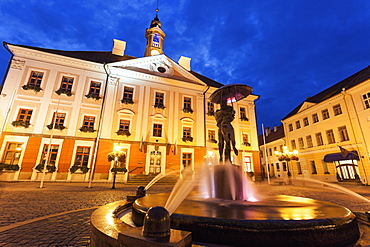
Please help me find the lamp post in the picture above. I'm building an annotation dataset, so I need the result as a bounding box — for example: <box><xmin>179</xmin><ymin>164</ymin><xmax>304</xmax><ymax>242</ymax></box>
<box><xmin>274</xmin><ymin>146</ymin><xmax>299</xmax><ymax>184</ymax></box>
<box><xmin>107</xmin><ymin>146</ymin><xmax>126</xmax><ymax>189</ymax></box>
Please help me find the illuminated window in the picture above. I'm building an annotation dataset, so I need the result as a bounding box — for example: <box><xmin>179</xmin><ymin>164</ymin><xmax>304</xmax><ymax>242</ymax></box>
<box><xmin>28</xmin><ymin>71</ymin><xmax>43</xmax><ymax>87</ymax></box>
<box><xmin>88</xmin><ymin>81</ymin><xmax>101</xmax><ymax>96</ymax></box>
<box><xmin>83</xmin><ymin>116</ymin><xmax>95</xmax><ymax>128</ymax></box>
<box><xmin>322</xmin><ymin>109</ymin><xmax>330</xmax><ymax>120</ymax></box>
<box><xmin>74</xmin><ymin>146</ymin><xmax>90</xmax><ymax>167</ymax></box>
<box><xmin>17</xmin><ymin>108</ymin><xmax>33</xmax><ymax>123</ymax></box>
<box><xmin>363</xmin><ymin>92</ymin><xmax>370</xmax><ymax>109</ymax></box>
<box><xmin>306</xmin><ymin>135</ymin><xmax>313</xmax><ymax>148</ymax></box>
<box><xmin>182</xmin><ymin>153</ymin><xmax>192</xmax><ymax>168</ymax></box>
<box><xmin>312</xmin><ymin>113</ymin><xmax>319</xmax><ymax>123</ymax></box>
<box><xmin>153</xmin><ymin>123</ymin><xmax>162</xmax><ymax>137</ymax></box>
<box><xmin>338</xmin><ymin>126</ymin><xmax>349</xmax><ymax>142</ymax></box>
<box><xmin>2</xmin><ymin>142</ymin><xmax>22</xmax><ymax>165</ymax></box>
<box><xmin>119</xmin><ymin>120</ymin><xmax>130</xmax><ymax>131</ymax></box>
<box><xmin>333</xmin><ymin>104</ymin><xmax>342</xmax><ymax>116</ymax></box>
<box><xmin>60</xmin><ymin>76</ymin><xmax>74</xmax><ymax>92</ymax></box>
<box><xmin>315</xmin><ymin>132</ymin><xmax>324</xmax><ymax>146</ymax></box>
<box><xmin>41</xmin><ymin>144</ymin><xmax>59</xmax><ymax>165</ymax></box>
<box><xmin>303</xmin><ymin>117</ymin><xmax>309</xmax><ymax>126</ymax></box>
<box><xmin>244</xmin><ymin>156</ymin><xmax>252</xmax><ymax>171</ymax></box>
<box><xmin>123</xmin><ymin>87</ymin><xmax>134</xmax><ymax>101</ymax></box>
<box><xmin>326</xmin><ymin>129</ymin><xmax>335</xmax><ymax>144</ymax></box>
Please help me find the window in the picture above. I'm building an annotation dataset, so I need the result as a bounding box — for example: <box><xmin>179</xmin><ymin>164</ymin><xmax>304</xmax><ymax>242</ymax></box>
<box><xmin>183</xmin><ymin>127</ymin><xmax>191</xmax><ymax>138</ymax></box>
<box><xmin>312</xmin><ymin>113</ymin><xmax>319</xmax><ymax>123</ymax></box>
<box><xmin>276</xmin><ymin>163</ymin><xmax>280</xmax><ymax>171</ymax></box>
<box><xmin>153</xmin><ymin>33</ymin><xmax>160</xmax><ymax>48</ymax></box>
<box><xmin>303</xmin><ymin>117</ymin><xmax>309</xmax><ymax>126</ymax></box>
<box><xmin>153</xmin><ymin>123</ymin><xmax>162</xmax><ymax>137</ymax></box>
<box><xmin>306</xmin><ymin>135</ymin><xmax>313</xmax><ymax>148</ymax></box>
<box><xmin>288</xmin><ymin>124</ymin><xmax>293</xmax><ymax>132</ymax></box>
<box><xmin>298</xmin><ymin>137</ymin><xmax>304</xmax><ymax>149</ymax></box>
<box><xmin>269</xmin><ymin>148</ymin><xmax>272</xmax><ymax>156</ymax></box>
<box><xmin>74</xmin><ymin>147</ymin><xmax>90</xmax><ymax>167</ymax></box>
<box><xmin>88</xmin><ymin>81</ymin><xmax>101</xmax><ymax>96</ymax></box>
<box><xmin>295</xmin><ymin>121</ymin><xmax>301</xmax><ymax>129</ymax></box>
<box><xmin>322</xmin><ymin>161</ymin><xmax>330</xmax><ymax>174</ymax></box>
<box><xmin>17</xmin><ymin>108</ymin><xmax>33</xmax><ymax>123</ymax></box>
<box><xmin>2</xmin><ymin>142</ymin><xmax>22</xmax><ymax>165</ymax></box>
<box><xmin>119</xmin><ymin>120</ymin><xmax>130</xmax><ymax>131</ymax></box>
<box><xmin>296</xmin><ymin>162</ymin><xmax>302</xmax><ymax>175</ymax></box>
<box><xmin>240</xmin><ymin>107</ymin><xmax>248</xmax><ymax>121</ymax></box>
<box><xmin>291</xmin><ymin>140</ymin><xmax>297</xmax><ymax>150</ymax></box>
<box><xmin>52</xmin><ymin>112</ymin><xmax>66</xmax><ymax>126</ymax></box>
<box><xmin>60</xmin><ymin>76</ymin><xmax>74</xmax><ymax>92</ymax></box>
<box><xmin>207</xmin><ymin>102</ymin><xmax>214</xmax><ymax>115</ymax></box>
<box><xmin>338</xmin><ymin>126</ymin><xmax>349</xmax><ymax>142</ymax></box>
<box><xmin>310</xmin><ymin>161</ymin><xmax>317</xmax><ymax>174</ymax></box>
<box><xmin>244</xmin><ymin>156</ymin><xmax>252</xmax><ymax>172</ymax></box>
<box><xmin>242</xmin><ymin>134</ymin><xmax>249</xmax><ymax>145</ymax></box>
<box><xmin>333</xmin><ymin>104</ymin><xmax>342</xmax><ymax>116</ymax></box>
<box><xmin>182</xmin><ymin>153</ymin><xmax>192</xmax><ymax>168</ymax></box>
<box><xmin>315</xmin><ymin>132</ymin><xmax>324</xmax><ymax>146</ymax></box>
<box><xmin>208</xmin><ymin>130</ymin><xmax>216</xmax><ymax>141</ymax></box>
<box><xmin>362</xmin><ymin>92</ymin><xmax>370</xmax><ymax>109</ymax></box>
<box><xmin>155</xmin><ymin>92</ymin><xmax>164</xmax><ymax>107</ymax></box>
<box><xmin>326</xmin><ymin>129</ymin><xmax>335</xmax><ymax>144</ymax></box>
<box><xmin>28</xmin><ymin>71</ymin><xmax>43</xmax><ymax>87</ymax></box>
<box><xmin>83</xmin><ymin>116</ymin><xmax>95</xmax><ymax>128</ymax></box>
<box><xmin>41</xmin><ymin>144</ymin><xmax>59</xmax><ymax>165</ymax></box>
<box><xmin>322</xmin><ymin>109</ymin><xmax>330</xmax><ymax>120</ymax></box>
<box><xmin>183</xmin><ymin>97</ymin><xmax>192</xmax><ymax>111</ymax></box>
<box><xmin>123</xmin><ymin>87</ymin><xmax>134</xmax><ymax>102</ymax></box>
<box><xmin>283</xmin><ymin>162</ymin><xmax>287</xmax><ymax>171</ymax></box>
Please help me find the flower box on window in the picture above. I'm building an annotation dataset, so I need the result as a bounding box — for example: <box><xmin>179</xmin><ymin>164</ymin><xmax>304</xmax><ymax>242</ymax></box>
<box><xmin>79</xmin><ymin>126</ymin><xmax>96</xmax><ymax>133</ymax></box>
<box><xmin>240</xmin><ymin>117</ymin><xmax>249</xmax><ymax>121</ymax></box>
<box><xmin>208</xmin><ymin>139</ymin><xmax>217</xmax><ymax>144</ymax></box>
<box><xmin>11</xmin><ymin>120</ymin><xmax>30</xmax><ymax>128</ymax></box>
<box><xmin>22</xmin><ymin>85</ymin><xmax>42</xmax><ymax>92</ymax></box>
<box><xmin>69</xmin><ymin>164</ymin><xmax>90</xmax><ymax>174</ymax></box>
<box><xmin>183</xmin><ymin>108</ymin><xmax>194</xmax><ymax>113</ymax></box>
<box><xmin>116</xmin><ymin>130</ymin><xmax>131</xmax><ymax>136</ymax></box>
<box><xmin>35</xmin><ymin>163</ymin><xmax>56</xmax><ymax>173</ymax></box>
<box><xmin>154</xmin><ymin>103</ymin><xmax>166</xmax><ymax>109</ymax></box>
<box><xmin>121</xmin><ymin>99</ymin><xmax>134</xmax><ymax>104</ymax></box>
<box><xmin>55</xmin><ymin>89</ymin><xmax>72</xmax><ymax>96</ymax></box>
<box><xmin>85</xmin><ymin>94</ymin><xmax>101</xmax><ymax>100</ymax></box>
<box><xmin>110</xmin><ymin>167</ymin><xmax>128</xmax><ymax>173</ymax></box>
<box><xmin>46</xmin><ymin>124</ymin><xmax>66</xmax><ymax>131</ymax></box>
<box><xmin>206</xmin><ymin>112</ymin><xmax>214</xmax><ymax>116</ymax></box>
<box><xmin>242</xmin><ymin>142</ymin><xmax>251</xmax><ymax>146</ymax></box>
<box><xmin>0</xmin><ymin>163</ymin><xmax>20</xmax><ymax>171</ymax></box>
<box><xmin>182</xmin><ymin>136</ymin><xmax>194</xmax><ymax>142</ymax></box>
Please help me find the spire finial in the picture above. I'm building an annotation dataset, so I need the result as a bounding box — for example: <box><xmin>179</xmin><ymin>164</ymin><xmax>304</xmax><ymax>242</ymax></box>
<box><xmin>155</xmin><ymin>0</ymin><xmax>159</xmax><ymax>18</ymax></box>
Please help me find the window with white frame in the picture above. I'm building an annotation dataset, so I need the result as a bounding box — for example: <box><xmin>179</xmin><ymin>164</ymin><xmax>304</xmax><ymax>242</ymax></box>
<box><xmin>88</xmin><ymin>81</ymin><xmax>101</xmax><ymax>97</ymax></box>
<box><xmin>182</xmin><ymin>153</ymin><xmax>192</xmax><ymax>168</ymax></box>
<box><xmin>154</xmin><ymin>92</ymin><xmax>165</xmax><ymax>108</ymax></box>
<box><xmin>60</xmin><ymin>76</ymin><xmax>74</xmax><ymax>92</ymax></box>
<box><xmin>2</xmin><ymin>142</ymin><xmax>23</xmax><ymax>165</ymax></box>
<box><xmin>27</xmin><ymin>71</ymin><xmax>43</xmax><ymax>88</ymax></box>
<box><xmin>74</xmin><ymin>146</ymin><xmax>91</xmax><ymax>167</ymax></box>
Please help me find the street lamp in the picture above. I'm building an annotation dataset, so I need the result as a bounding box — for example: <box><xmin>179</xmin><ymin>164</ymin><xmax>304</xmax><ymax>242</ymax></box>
<box><xmin>274</xmin><ymin>146</ymin><xmax>299</xmax><ymax>183</ymax></box>
<box><xmin>107</xmin><ymin>146</ymin><xmax>126</xmax><ymax>189</ymax></box>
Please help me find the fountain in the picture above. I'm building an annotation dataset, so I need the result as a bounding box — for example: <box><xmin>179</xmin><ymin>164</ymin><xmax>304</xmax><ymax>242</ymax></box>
<box><xmin>90</xmin><ymin>84</ymin><xmax>370</xmax><ymax>246</ymax></box>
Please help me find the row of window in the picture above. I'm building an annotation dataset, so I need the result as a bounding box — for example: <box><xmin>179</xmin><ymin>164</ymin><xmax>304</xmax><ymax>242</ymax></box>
<box><xmin>291</xmin><ymin>126</ymin><xmax>349</xmax><ymax>150</ymax></box>
<box><xmin>288</xmin><ymin>104</ymin><xmax>343</xmax><ymax>131</ymax></box>
<box><xmin>207</xmin><ymin>102</ymin><xmax>249</xmax><ymax>121</ymax></box>
<box><xmin>268</xmin><ymin>160</ymin><xmax>329</xmax><ymax>175</ymax></box>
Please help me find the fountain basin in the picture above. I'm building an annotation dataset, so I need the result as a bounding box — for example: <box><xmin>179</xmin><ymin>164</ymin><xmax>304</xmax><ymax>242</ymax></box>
<box><xmin>132</xmin><ymin>192</ymin><xmax>360</xmax><ymax>247</ymax></box>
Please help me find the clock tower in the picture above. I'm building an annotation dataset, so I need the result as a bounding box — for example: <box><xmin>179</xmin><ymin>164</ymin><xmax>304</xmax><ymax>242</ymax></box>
<box><xmin>144</xmin><ymin>9</ymin><xmax>166</xmax><ymax>57</ymax></box>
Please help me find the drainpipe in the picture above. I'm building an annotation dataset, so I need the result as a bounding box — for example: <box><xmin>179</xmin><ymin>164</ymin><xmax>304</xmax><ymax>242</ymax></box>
<box><xmin>88</xmin><ymin>63</ymin><xmax>111</xmax><ymax>188</ymax></box>
<box><xmin>202</xmin><ymin>86</ymin><xmax>210</xmax><ymax>148</ymax></box>
<box><xmin>341</xmin><ymin>88</ymin><xmax>369</xmax><ymax>185</ymax></box>
<box><xmin>1</xmin><ymin>42</ymin><xmax>14</xmax><ymax>87</ymax></box>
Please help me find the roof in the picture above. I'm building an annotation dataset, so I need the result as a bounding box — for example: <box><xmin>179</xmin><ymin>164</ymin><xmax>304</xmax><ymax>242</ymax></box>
<box><xmin>3</xmin><ymin>41</ymin><xmax>136</xmax><ymax>64</ymax></box>
<box><xmin>3</xmin><ymin>42</ymin><xmax>225</xmax><ymax>88</ymax></box>
<box><xmin>258</xmin><ymin>124</ymin><xmax>285</xmax><ymax>145</ymax></box>
<box><xmin>282</xmin><ymin>65</ymin><xmax>370</xmax><ymax>120</ymax></box>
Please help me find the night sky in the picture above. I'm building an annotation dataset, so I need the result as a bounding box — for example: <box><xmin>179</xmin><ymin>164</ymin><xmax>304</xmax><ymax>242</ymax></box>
<box><xmin>1</xmin><ymin>0</ymin><xmax>369</xmax><ymax>132</ymax></box>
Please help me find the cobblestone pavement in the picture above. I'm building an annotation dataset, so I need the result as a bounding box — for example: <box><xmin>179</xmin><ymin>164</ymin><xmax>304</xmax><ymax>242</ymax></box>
<box><xmin>0</xmin><ymin>180</ymin><xmax>370</xmax><ymax>246</ymax></box>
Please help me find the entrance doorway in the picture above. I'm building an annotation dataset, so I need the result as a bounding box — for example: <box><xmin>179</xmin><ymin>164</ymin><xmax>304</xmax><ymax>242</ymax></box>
<box><xmin>149</xmin><ymin>150</ymin><xmax>161</xmax><ymax>174</ymax></box>
<box><xmin>335</xmin><ymin>161</ymin><xmax>360</xmax><ymax>182</ymax></box>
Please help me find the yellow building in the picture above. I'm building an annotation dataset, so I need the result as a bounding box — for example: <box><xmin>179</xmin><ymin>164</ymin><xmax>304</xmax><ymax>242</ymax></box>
<box><xmin>0</xmin><ymin>14</ymin><xmax>260</xmax><ymax>182</ymax></box>
<box><xmin>262</xmin><ymin>66</ymin><xmax>370</xmax><ymax>184</ymax></box>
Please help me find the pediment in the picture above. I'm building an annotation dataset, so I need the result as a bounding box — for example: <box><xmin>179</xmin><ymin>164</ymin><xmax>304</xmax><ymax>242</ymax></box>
<box><xmin>107</xmin><ymin>55</ymin><xmax>206</xmax><ymax>86</ymax></box>
<box><xmin>297</xmin><ymin>101</ymin><xmax>317</xmax><ymax>113</ymax></box>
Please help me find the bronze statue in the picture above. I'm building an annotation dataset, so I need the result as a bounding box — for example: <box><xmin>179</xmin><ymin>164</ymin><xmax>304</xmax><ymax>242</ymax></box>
<box><xmin>215</xmin><ymin>100</ymin><xmax>238</xmax><ymax>162</ymax></box>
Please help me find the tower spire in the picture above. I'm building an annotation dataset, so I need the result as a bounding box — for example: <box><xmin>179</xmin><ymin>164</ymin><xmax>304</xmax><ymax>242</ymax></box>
<box><xmin>144</xmin><ymin>0</ymin><xmax>166</xmax><ymax>56</ymax></box>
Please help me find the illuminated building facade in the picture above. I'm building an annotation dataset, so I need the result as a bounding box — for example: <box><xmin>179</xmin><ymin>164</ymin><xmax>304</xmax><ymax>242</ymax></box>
<box><xmin>0</xmin><ymin>15</ymin><xmax>260</xmax><ymax>182</ymax></box>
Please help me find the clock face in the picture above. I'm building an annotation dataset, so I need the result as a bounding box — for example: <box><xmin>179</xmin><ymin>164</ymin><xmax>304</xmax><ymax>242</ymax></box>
<box><xmin>151</xmin><ymin>50</ymin><xmax>160</xmax><ymax>56</ymax></box>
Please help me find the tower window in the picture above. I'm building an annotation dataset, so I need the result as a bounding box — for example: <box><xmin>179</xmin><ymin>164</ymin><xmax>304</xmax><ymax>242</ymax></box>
<box><xmin>152</xmin><ymin>33</ymin><xmax>160</xmax><ymax>48</ymax></box>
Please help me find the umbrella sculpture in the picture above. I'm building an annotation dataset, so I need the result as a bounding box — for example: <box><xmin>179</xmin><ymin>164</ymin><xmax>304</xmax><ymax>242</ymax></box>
<box><xmin>209</xmin><ymin>84</ymin><xmax>253</xmax><ymax>162</ymax></box>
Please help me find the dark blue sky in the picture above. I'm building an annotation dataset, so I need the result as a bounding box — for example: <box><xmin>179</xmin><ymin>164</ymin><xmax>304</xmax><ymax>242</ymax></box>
<box><xmin>1</xmin><ymin>0</ymin><xmax>369</xmax><ymax>130</ymax></box>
